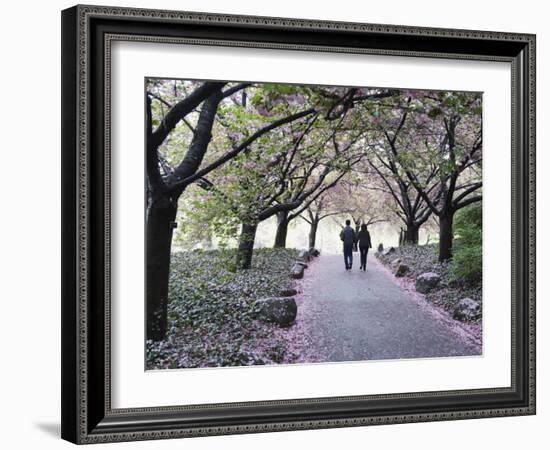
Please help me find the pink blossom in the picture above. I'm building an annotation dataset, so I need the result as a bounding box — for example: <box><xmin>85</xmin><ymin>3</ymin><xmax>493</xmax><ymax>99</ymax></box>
<box><xmin>370</xmin><ymin>116</ymin><xmax>382</xmax><ymax>125</ymax></box>
<box><xmin>294</xmin><ymin>94</ymin><xmax>305</xmax><ymax>105</ymax></box>
<box><xmin>404</xmin><ymin>89</ymin><xmax>430</xmax><ymax>99</ymax></box>
<box><xmin>256</xmin><ymin>107</ymin><xmax>270</xmax><ymax>117</ymax></box>
<box><xmin>227</xmin><ymin>131</ymin><xmax>240</xmax><ymax>141</ymax></box>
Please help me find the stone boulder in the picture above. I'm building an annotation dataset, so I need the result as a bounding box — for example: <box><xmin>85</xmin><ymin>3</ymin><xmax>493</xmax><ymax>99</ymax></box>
<box><xmin>394</xmin><ymin>263</ymin><xmax>410</xmax><ymax>278</ymax></box>
<box><xmin>415</xmin><ymin>272</ymin><xmax>441</xmax><ymax>293</ymax></box>
<box><xmin>291</xmin><ymin>263</ymin><xmax>305</xmax><ymax>279</ymax></box>
<box><xmin>377</xmin><ymin>243</ymin><xmax>384</xmax><ymax>253</ymax></box>
<box><xmin>381</xmin><ymin>247</ymin><xmax>396</xmax><ymax>257</ymax></box>
<box><xmin>295</xmin><ymin>260</ymin><xmax>308</xmax><ymax>269</ymax></box>
<box><xmin>391</xmin><ymin>258</ymin><xmax>402</xmax><ymax>268</ymax></box>
<box><xmin>278</xmin><ymin>287</ymin><xmax>298</xmax><ymax>297</ymax></box>
<box><xmin>453</xmin><ymin>298</ymin><xmax>481</xmax><ymax>321</ymax></box>
<box><xmin>297</xmin><ymin>249</ymin><xmax>311</xmax><ymax>262</ymax></box>
<box><xmin>254</xmin><ymin>297</ymin><xmax>297</xmax><ymax>327</ymax></box>
<box><xmin>309</xmin><ymin>248</ymin><xmax>320</xmax><ymax>257</ymax></box>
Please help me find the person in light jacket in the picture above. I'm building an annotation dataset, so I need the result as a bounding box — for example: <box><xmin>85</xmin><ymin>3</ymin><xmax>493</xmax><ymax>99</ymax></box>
<box><xmin>356</xmin><ymin>223</ymin><xmax>372</xmax><ymax>271</ymax></box>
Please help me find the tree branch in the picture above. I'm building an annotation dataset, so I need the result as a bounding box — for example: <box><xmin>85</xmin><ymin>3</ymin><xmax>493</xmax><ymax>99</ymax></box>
<box><xmin>453</xmin><ymin>182</ymin><xmax>482</xmax><ymax>209</ymax></box>
<box><xmin>150</xmin><ymin>82</ymin><xmax>225</xmax><ymax>149</ymax></box>
<box><xmin>194</xmin><ymin>177</ymin><xmax>240</xmax><ymax>215</ymax></box>
<box><xmin>221</xmin><ymin>83</ymin><xmax>252</xmax><ymax>99</ymax></box>
<box><xmin>146</xmin><ymin>95</ymin><xmax>165</xmax><ymax>193</ymax></box>
<box><xmin>454</xmin><ymin>194</ymin><xmax>482</xmax><ymax>210</ymax></box>
<box><xmin>168</xmin><ymin>108</ymin><xmax>316</xmax><ymax>193</ymax></box>
<box><xmin>148</xmin><ymin>92</ymin><xmax>172</xmax><ymax>109</ymax></box>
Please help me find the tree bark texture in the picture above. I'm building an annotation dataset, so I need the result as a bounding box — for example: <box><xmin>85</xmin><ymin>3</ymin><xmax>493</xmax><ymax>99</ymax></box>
<box><xmin>236</xmin><ymin>222</ymin><xmax>258</xmax><ymax>270</ymax></box>
<box><xmin>308</xmin><ymin>220</ymin><xmax>319</xmax><ymax>249</ymax></box>
<box><xmin>146</xmin><ymin>197</ymin><xmax>177</xmax><ymax>341</ymax></box>
<box><xmin>438</xmin><ymin>212</ymin><xmax>454</xmax><ymax>262</ymax></box>
<box><xmin>273</xmin><ymin>211</ymin><xmax>289</xmax><ymax>248</ymax></box>
<box><xmin>403</xmin><ymin>223</ymin><xmax>420</xmax><ymax>245</ymax></box>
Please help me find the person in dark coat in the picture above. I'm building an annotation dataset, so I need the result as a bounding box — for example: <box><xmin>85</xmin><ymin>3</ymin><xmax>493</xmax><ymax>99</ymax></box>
<box><xmin>340</xmin><ymin>219</ymin><xmax>356</xmax><ymax>271</ymax></box>
<box><xmin>356</xmin><ymin>223</ymin><xmax>372</xmax><ymax>271</ymax></box>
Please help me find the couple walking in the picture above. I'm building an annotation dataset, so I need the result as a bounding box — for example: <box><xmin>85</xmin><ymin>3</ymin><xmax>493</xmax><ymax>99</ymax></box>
<box><xmin>340</xmin><ymin>220</ymin><xmax>372</xmax><ymax>271</ymax></box>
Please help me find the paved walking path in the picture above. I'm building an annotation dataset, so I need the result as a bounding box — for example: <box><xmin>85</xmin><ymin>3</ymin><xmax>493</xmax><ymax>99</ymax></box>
<box><xmin>290</xmin><ymin>254</ymin><xmax>480</xmax><ymax>362</ymax></box>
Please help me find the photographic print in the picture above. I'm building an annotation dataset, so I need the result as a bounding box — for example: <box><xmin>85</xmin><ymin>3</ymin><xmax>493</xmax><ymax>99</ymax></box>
<box><xmin>61</xmin><ymin>6</ymin><xmax>536</xmax><ymax>442</ymax></box>
<box><xmin>145</xmin><ymin>79</ymin><xmax>483</xmax><ymax>370</ymax></box>
<box><xmin>61</xmin><ymin>6</ymin><xmax>535</xmax><ymax>442</ymax></box>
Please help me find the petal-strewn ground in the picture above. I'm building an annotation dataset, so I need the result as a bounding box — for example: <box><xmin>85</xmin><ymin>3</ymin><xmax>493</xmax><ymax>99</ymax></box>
<box><xmin>281</xmin><ymin>253</ymin><xmax>481</xmax><ymax>364</ymax></box>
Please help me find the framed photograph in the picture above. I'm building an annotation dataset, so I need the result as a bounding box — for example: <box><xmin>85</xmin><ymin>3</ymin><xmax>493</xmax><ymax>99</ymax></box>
<box><xmin>61</xmin><ymin>4</ymin><xmax>536</xmax><ymax>444</ymax></box>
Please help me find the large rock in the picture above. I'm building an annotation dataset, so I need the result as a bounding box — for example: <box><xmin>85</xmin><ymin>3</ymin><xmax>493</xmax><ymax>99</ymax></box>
<box><xmin>453</xmin><ymin>298</ymin><xmax>481</xmax><ymax>321</ymax></box>
<box><xmin>381</xmin><ymin>247</ymin><xmax>396</xmax><ymax>257</ymax></box>
<box><xmin>309</xmin><ymin>248</ymin><xmax>320</xmax><ymax>257</ymax></box>
<box><xmin>415</xmin><ymin>272</ymin><xmax>441</xmax><ymax>293</ymax></box>
<box><xmin>291</xmin><ymin>263</ymin><xmax>305</xmax><ymax>279</ymax></box>
<box><xmin>297</xmin><ymin>249</ymin><xmax>311</xmax><ymax>262</ymax></box>
<box><xmin>391</xmin><ymin>258</ymin><xmax>402</xmax><ymax>268</ymax></box>
<box><xmin>377</xmin><ymin>243</ymin><xmax>384</xmax><ymax>253</ymax></box>
<box><xmin>278</xmin><ymin>286</ymin><xmax>298</xmax><ymax>297</ymax></box>
<box><xmin>295</xmin><ymin>260</ymin><xmax>308</xmax><ymax>269</ymax></box>
<box><xmin>255</xmin><ymin>297</ymin><xmax>297</xmax><ymax>327</ymax></box>
<box><xmin>395</xmin><ymin>263</ymin><xmax>410</xmax><ymax>278</ymax></box>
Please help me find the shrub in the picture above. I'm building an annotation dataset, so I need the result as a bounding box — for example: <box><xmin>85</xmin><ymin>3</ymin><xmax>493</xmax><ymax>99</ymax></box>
<box><xmin>448</xmin><ymin>202</ymin><xmax>482</xmax><ymax>283</ymax></box>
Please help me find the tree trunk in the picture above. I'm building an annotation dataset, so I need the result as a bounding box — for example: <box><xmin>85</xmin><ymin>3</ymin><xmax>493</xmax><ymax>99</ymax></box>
<box><xmin>236</xmin><ymin>222</ymin><xmax>258</xmax><ymax>270</ymax></box>
<box><xmin>273</xmin><ymin>211</ymin><xmax>289</xmax><ymax>248</ymax></box>
<box><xmin>203</xmin><ymin>230</ymin><xmax>213</xmax><ymax>250</ymax></box>
<box><xmin>146</xmin><ymin>197</ymin><xmax>177</xmax><ymax>341</ymax></box>
<box><xmin>438</xmin><ymin>211</ymin><xmax>454</xmax><ymax>262</ymax></box>
<box><xmin>308</xmin><ymin>220</ymin><xmax>319</xmax><ymax>249</ymax></box>
<box><xmin>403</xmin><ymin>223</ymin><xmax>419</xmax><ymax>245</ymax></box>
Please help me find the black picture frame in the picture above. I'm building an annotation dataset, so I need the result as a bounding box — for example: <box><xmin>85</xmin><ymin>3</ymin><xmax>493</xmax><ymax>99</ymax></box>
<box><xmin>61</xmin><ymin>4</ymin><xmax>536</xmax><ymax>444</ymax></box>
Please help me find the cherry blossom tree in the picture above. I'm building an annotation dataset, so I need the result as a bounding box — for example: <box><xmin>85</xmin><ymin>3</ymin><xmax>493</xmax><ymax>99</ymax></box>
<box><xmin>146</xmin><ymin>81</ymin><xmax>315</xmax><ymax>340</ymax></box>
<box><xmin>145</xmin><ymin>80</ymin><xmax>480</xmax><ymax>343</ymax></box>
<box><xmin>358</xmin><ymin>96</ymin><xmax>435</xmax><ymax>244</ymax></box>
<box><xmin>390</xmin><ymin>91</ymin><xmax>483</xmax><ymax>260</ymax></box>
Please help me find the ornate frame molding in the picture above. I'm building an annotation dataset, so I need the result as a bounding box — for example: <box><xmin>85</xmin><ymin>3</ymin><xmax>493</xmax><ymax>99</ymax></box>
<box><xmin>61</xmin><ymin>4</ymin><xmax>536</xmax><ymax>444</ymax></box>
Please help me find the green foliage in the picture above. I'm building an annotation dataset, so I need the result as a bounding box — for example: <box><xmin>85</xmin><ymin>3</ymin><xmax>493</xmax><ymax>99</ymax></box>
<box><xmin>377</xmin><ymin>243</ymin><xmax>481</xmax><ymax>322</ymax></box>
<box><xmin>147</xmin><ymin>79</ymin><xmax>483</xmax><ymax>282</ymax></box>
<box><xmin>427</xmin><ymin>106</ymin><xmax>442</xmax><ymax>118</ymax></box>
<box><xmin>448</xmin><ymin>203</ymin><xmax>482</xmax><ymax>283</ymax></box>
<box><xmin>146</xmin><ymin>248</ymin><xmax>299</xmax><ymax>369</ymax></box>
<box><xmin>173</xmin><ymin>185</ymin><xmax>241</xmax><ymax>250</ymax></box>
